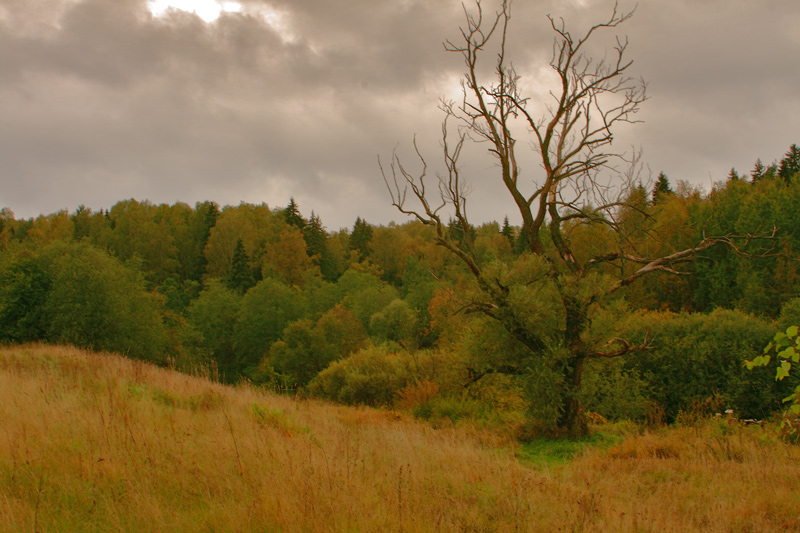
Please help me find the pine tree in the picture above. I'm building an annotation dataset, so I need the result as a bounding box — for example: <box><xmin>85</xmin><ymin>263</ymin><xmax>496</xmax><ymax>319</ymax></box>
<box><xmin>283</xmin><ymin>197</ymin><xmax>306</xmax><ymax>230</ymax></box>
<box><xmin>500</xmin><ymin>216</ymin><xmax>514</xmax><ymax>245</ymax></box>
<box><xmin>303</xmin><ymin>212</ymin><xmax>327</xmax><ymax>258</ymax></box>
<box><xmin>651</xmin><ymin>172</ymin><xmax>674</xmax><ymax>203</ymax></box>
<box><xmin>71</xmin><ymin>205</ymin><xmax>91</xmax><ymax>240</ymax></box>
<box><xmin>304</xmin><ymin>212</ymin><xmax>337</xmax><ymax>281</ymax></box>
<box><xmin>778</xmin><ymin>144</ymin><xmax>800</xmax><ymax>182</ymax></box>
<box><xmin>186</xmin><ymin>201</ymin><xmax>218</xmax><ymax>281</ymax></box>
<box><xmin>349</xmin><ymin>216</ymin><xmax>373</xmax><ymax>261</ymax></box>
<box><xmin>227</xmin><ymin>238</ymin><xmax>254</xmax><ymax>294</ymax></box>
<box><xmin>446</xmin><ymin>217</ymin><xmax>475</xmax><ymax>249</ymax></box>
<box><xmin>751</xmin><ymin>159</ymin><xmax>766</xmax><ymax>182</ymax></box>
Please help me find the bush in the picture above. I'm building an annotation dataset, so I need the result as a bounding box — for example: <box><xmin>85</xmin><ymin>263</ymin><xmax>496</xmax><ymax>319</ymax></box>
<box><xmin>746</xmin><ymin>325</ymin><xmax>800</xmax><ymax>440</ymax></box>
<box><xmin>621</xmin><ymin>308</ymin><xmax>784</xmax><ymax>421</ymax></box>
<box><xmin>307</xmin><ymin>344</ymin><xmax>408</xmax><ymax>406</ymax></box>
<box><xmin>578</xmin><ymin>357</ymin><xmax>650</xmax><ymax>421</ymax></box>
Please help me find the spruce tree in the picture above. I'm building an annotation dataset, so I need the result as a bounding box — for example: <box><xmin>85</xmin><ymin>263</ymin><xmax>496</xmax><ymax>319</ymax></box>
<box><xmin>227</xmin><ymin>239</ymin><xmax>254</xmax><ymax>294</ymax></box>
<box><xmin>651</xmin><ymin>172</ymin><xmax>674</xmax><ymax>203</ymax></box>
<box><xmin>751</xmin><ymin>159</ymin><xmax>766</xmax><ymax>182</ymax></box>
<box><xmin>349</xmin><ymin>217</ymin><xmax>373</xmax><ymax>261</ymax></box>
<box><xmin>303</xmin><ymin>212</ymin><xmax>327</xmax><ymax>258</ymax></box>
<box><xmin>283</xmin><ymin>197</ymin><xmax>306</xmax><ymax>230</ymax></box>
<box><xmin>778</xmin><ymin>144</ymin><xmax>800</xmax><ymax>182</ymax></box>
<box><xmin>501</xmin><ymin>216</ymin><xmax>514</xmax><ymax>245</ymax></box>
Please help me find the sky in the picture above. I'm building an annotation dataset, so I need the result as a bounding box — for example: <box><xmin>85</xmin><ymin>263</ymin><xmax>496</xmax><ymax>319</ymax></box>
<box><xmin>1</xmin><ymin>0</ymin><xmax>798</xmax><ymax>231</ymax></box>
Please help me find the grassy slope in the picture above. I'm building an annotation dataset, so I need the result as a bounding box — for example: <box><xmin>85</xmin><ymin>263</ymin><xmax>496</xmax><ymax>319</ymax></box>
<box><xmin>1</xmin><ymin>344</ymin><xmax>799</xmax><ymax>532</ymax></box>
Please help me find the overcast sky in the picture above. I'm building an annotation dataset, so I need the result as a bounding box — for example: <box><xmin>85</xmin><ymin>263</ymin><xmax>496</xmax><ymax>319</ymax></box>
<box><xmin>2</xmin><ymin>0</ymin><xmax>798</xmax><ymax>230</ymax></box>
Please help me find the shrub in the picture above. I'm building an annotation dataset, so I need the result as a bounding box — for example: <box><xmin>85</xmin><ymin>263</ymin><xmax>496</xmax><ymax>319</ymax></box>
<box><xmin>745</xmin><ymin>325</ymin><xmax>800</xmax><ymax>440</ymax></box>
<box><xmin>307</xmin><ymin>344</ymin><xmax>408</xmax><ymax>406</ymax></box>
<box><xmin>621</xmin><ymin>308</ymin><xmax>785</xmax><ymax>421</ymax></box>
<box><xmin>578</xmin><ymin>357</ymin><xmax>650</xmax><ymax>421</ymax></box>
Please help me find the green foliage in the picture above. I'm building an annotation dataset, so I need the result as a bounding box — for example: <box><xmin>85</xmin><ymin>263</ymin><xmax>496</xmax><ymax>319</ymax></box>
<box><xmin>0</xmin><ymin>251</ymin><xmax>51</xmax><ymax>342</ymax></box>
<box><xmin>227</xmin><ymin>238</ymin><xmax>255</xmax><ymax>294</ymax></box>
<box><xmin>2</xmin><ymin>161</ymin><xmax>800</xmax><ymax>435</ymax></box>
<box><xmin>338</xmin><ymin>273</ymin><xmax>399</xmax><ymax>335</ymax></box>
<box><xmin>751</xmin><ymin>159</ymin><xmax>767</xmax><ymax>182</ymax></box>
<box><xmin>268</xmin><ymin>306</ymin><xmax>368</xmax><ymax>388</ymax></box>
<box><xmin>349</xmin><ymin>216</ymin><xmax>373</xmax><ymax>261</ymax></box>
<box><xmin>778</xmin><ymin>298</ymin><xmax>800</xmax><ymax>330</ymax></box>
<box><xmin>184</xmin><ymin>200</ymin><xmax>219</xmax><ymax>281</ymax></box>
<box><xmin>622</xmin><ymin>309</ymin><xmax>783</xmax><ymax>421</ymax></box>
<box><xmin>745</xmin><ymin>325</ymin><xmax>800</xmax><ymax>439</ymax></box>
<box><xmin>778</xmin><ymin>144</ymin><xmax>800</xmax><ymax>182</ymax></box>
<box><xmin>308</xmin><ymin>344</ymin><xmax>408</xmax><ymax>406</ymax></box>
<box><xmin>186</xmin><ymin>279</ymin><xmax>241</xmax><ymax>379</ymax></box>
<box><xmin>203</xmin><ymin>203</ymin><xmax>282</xmax><ymax>281</ymax></box>
<box><xmin>0</xmin><ymin>241</ymin><xmax>168</xmax><ymax>362</ymax></box>
<box><xmin>314</xmin><ymin>304</ymin><xmax>369</xmax><ymax>360</ymax></box>
<box><xmin>157</xmin><ymin>277</ymin><xmax>200</xmax><ymax>314</ymax></box>
<box><xmin>686</xmin><ymin>170</ymin><xmax>800</xmax><ymax>316</ymax></box>
<box><xmin>283</xmin><ymin>197</ymin><xmax>306</xmax><ymax>230</ymax></box>
<box><xmin>268</xmin><ymin>320</ymin><xmax>318</xmax><ymax>387</ymax></box>
<box><xmin>369</xmin><ymin>299</ymin><xmax>418</xmax><ymax>347</ymax></box>
<box><xmin>234</xmin><ymin>278</ymin><xmax>305</xmax><ymax>372</ymax></box>
<box><xmin>500</xmin><ymin>216</ymin><xmax>514</xmax><ymax>245</ymax></box>
<box><xmin>301</xmin><ymin>276</ymin><xmax>339</xmax><ymax>320</ymax></box>
<box><xmin>651</xmin><ymin>172</ymin><xmax>674</xmax><ymax>203</ymax></box>
<box><xmin>578</xmin><ymin>358</ymin><xmax>650</xmax><ymax>421</ymax></box>
<box><xmin>521</xmin><ymin>351</ymin><xmax>569</xmax><ymax>434</ymax></box>
<box><xmin>482</xmin><ymin>254</ymin><xmax>563</xmax><ymax>339</ymax></box>
<box><xmin>412</xmin><ymin>395</ymin><xmax>491</xmax><ymax>424</ymax></box>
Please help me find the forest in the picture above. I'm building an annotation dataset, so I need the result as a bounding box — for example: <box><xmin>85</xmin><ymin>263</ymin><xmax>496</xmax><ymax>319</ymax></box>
<box><xmin>1</xmin><ymin>143</ymin><xmax>799</xmax><ymax>438</ymax></box>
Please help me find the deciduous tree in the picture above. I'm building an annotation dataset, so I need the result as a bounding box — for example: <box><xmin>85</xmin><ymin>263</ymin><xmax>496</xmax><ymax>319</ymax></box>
<box><xmin>382</xmin><ymin>1</ymin><xmax>767</xmax><ymax>435</ymax></box>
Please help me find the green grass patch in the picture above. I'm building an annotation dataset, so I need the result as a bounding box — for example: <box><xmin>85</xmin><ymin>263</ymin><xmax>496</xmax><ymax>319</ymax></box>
<box><xmin>517</xmin><ymin>430</ymin><xmax>622</xmax><ymax>467</ymax></box>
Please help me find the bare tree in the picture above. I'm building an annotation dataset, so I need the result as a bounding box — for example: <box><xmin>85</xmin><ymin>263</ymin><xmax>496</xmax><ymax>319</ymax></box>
<box><xmin>382</xmin><ymin>0</ymin><xmax>766</xmax><ymax>436</ymax></box>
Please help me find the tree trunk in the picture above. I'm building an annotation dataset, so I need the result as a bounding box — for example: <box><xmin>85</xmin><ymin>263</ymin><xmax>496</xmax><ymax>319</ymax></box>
<box><xmin>558</xmin><ymin>356</ymin><xmax>588</xmax><ymax>437</ymax></box>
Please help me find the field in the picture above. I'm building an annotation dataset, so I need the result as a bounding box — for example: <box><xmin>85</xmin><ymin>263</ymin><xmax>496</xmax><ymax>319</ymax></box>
<box><xmin>1</xmin><ymin>344</ymin><xmax>799</xmax><ymax>532</ymax></box>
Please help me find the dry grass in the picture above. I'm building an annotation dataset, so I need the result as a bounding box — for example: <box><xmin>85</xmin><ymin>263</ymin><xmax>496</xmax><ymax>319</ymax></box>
<box><xmin>1</xmin><ymin>344</ymin><xmax>798</xmax><ymax>532</ymax></box>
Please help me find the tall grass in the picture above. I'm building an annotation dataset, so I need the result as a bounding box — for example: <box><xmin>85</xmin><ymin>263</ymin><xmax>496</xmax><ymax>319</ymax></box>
<box><xmin>1</xmin><ymin>344</ymin><xmax>798</xmax><ymax>531</ymax></box>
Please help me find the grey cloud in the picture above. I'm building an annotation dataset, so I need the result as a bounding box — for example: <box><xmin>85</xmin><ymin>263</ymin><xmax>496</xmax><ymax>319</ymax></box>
<box><xmin>1</xmin><ymin>0</ymin><xmax>798</xmax><ymax>229</ymax></box>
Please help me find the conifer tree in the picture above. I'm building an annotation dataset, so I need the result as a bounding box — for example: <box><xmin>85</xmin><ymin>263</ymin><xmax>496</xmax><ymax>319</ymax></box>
<box><xmin>500</xmin><ymin>216</ymin><xmax>514</xmax><ymax>245</ymax></box>
<box><xmin>227</xmin><ymin>238</ymin><xmax>254</xmax><ymax>294</ymax></box>
<box><xmin>651</xmin><ymin>172</ymin><xmax>674</xmax><ymax>203</ymax></box>
<box><xmin>349</xmin><ymin>217</ymin><xmax>373</xmax><ymax>261</ymax></box>
<box><xmin>71</xmin><ymin>205</ymin><xmax>91</xmax><ymax>240</ymax></box>
<box><xmin>283</xmin><ymin>197</ymin><xmax>306</xmax><ymax>230</ymax></box>
<box><xmin>304</xmin><ymin>212</ymin><xmax>337</xmax><ymax>281</ymax></box>
<box><xmin>778</xmin><ymin>144</ymin><xmax>800</xmax><ymax>182</ymax></box>
<box><xmin>186</xmin><ymin>201</ymin><xmax>218</xmax><ymax>281</ymax></box>
<box><xmin>303</xmin><ymin>212</ymin><xmax>327</xmax><ymax>259</ymax></box>
<box><xmin>751</xmin><ymin>159</ymin><xmax>766</xmax><ymax>182</ymax></box>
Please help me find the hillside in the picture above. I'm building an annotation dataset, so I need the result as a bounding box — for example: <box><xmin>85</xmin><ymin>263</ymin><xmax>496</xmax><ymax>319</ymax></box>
<box><xmin>1</xmin><ymin>344</ymin><xmax>799</xmax><ymax>532</ymax></box>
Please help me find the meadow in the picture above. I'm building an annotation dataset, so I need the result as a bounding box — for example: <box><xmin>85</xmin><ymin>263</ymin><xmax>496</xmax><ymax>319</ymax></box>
<box><xmin>1</xmin><ymin>344</ymin><xmax>799</xmax><ymax>532</ymax></box>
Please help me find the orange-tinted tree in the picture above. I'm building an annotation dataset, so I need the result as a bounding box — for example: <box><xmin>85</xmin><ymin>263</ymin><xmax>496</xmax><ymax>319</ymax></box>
<box><xmin>383</xmin><ymin>1</ymin><xmax>766</xmax><ymax>435</ymax></box>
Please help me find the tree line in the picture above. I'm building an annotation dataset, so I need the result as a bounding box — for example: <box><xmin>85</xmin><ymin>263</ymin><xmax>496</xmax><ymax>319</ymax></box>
<box><xmin>2</xmin><ymin>0</ymin><xmax>799</xmax><ymax>436</ymax></box>
<box><xmin>0</xmin><ymin>143</ymin><xmax>798</xmax><ymax>434</ymax></box>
